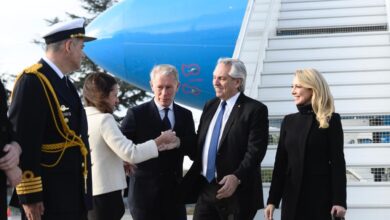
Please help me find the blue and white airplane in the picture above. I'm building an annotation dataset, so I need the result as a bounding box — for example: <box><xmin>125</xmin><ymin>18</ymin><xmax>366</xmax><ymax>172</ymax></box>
<box><xmin>84</xmin><ymin>0</ymin><xmax>247</xmax><ymax>109</ymax></box>
<box><xmin>85</xmin><ymin>1</ymin><xmax>390</xmax><ymax>219</ymax></box>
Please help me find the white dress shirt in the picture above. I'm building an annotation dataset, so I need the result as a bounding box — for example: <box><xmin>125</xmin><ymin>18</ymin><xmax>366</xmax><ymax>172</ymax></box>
<box><xmin>42</xmin><ymin>56</ymin><xmax>65</xmax><ymax>79</ymax></box>
<box><xmin>154</xmin><ymin>99</ymin><xmax>175</xmax><ymax>128</ymax></box>
<box><xmin>201</xmin><ymin>92</ymin><xmax>240</xmax><ymax>178</ymax></box>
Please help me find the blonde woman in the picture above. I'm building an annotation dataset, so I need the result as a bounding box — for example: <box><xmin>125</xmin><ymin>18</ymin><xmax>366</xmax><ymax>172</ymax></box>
<box><xmin>83</xmin><ymin>73</ymin><xmax>179</xmax><ymax>220</ymax></box>
<box><xmin>265</xmin><ymin>68</ymin><xmax>347</xmax><ymax>220</ymax></box>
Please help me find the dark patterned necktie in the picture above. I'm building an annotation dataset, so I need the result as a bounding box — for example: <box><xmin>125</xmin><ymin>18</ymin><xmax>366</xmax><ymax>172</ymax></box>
<box><xmin>162</xmin><ymin>108</ymin><xmax>171</xmax><ymax>131</ymax></box>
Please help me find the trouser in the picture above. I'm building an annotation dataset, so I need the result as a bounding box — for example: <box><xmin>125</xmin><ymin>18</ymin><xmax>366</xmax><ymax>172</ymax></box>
<box><xmin>128</xmin><ymin>172</ymin><xmax>187</xmax><ymax>220</ymax></box>
<box><xmin>0</xmin><ymin>174</ymin><xmax>6</xmax><ymax>220</ymax></box>
<box><xmin>88</xmin><ymin>190</ymin><xmax>125</xmax><ymax>220</ymax></box>
<box><xmin>21</xmin><ymin>210</ymin><xmax>88</xmax><ymax>220</ymax></box>
<box><xmin>193</xmin><ymin>179</ymin><xmax>256</xmax><ymax>220</ymax></box>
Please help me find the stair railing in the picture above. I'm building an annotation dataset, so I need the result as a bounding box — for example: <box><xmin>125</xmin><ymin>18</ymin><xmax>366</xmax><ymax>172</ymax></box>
<box><xmin>233</xmin><ymin>0</ymin><xmax>255</xmax><ymax>58</ymax></box>
<box><xmin>234</xmin><ymin>0</ymin><xmax>282</xmax><ymax>98</ymax></box>
<box><xmin>386</xmin><ymin>0</ymin><xmax>390</xmax><ymax>35</ymax></box>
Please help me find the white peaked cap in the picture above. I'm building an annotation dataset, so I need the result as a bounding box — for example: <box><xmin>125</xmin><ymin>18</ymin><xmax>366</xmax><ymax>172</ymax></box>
<box><xmin>42</xmin><ymin>18</ymin><xmax>96</xmax><ymax>44</ymax></box>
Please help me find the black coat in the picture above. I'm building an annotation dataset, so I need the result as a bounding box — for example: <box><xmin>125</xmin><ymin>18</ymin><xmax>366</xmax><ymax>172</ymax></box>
<box><xmin>0</xmin><ymin>81</ymin><xmax>13</xmax><ymax>220</ymax></box>
<box><xmin>267</xmin><ymin>105</ymin><xmax>347</xmax><ymax>220</ymax></box>
<box><xmin>8</xmin><ymin>60</ymin><xmax>92</xmax><ymax>215</ymax></box>
<box><xmin>121</xmin><ymin>100</ymin><xmax>196</xmax><ymax>218</ymax></box>
<box><xmin>181</xmin><ymin>93</ymin><xmax>269</xmax><ymax>212</ymax></box>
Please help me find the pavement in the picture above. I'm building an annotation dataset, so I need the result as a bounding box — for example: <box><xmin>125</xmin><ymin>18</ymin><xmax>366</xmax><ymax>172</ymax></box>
<box><xmin>8</xmin><ymin>208</ymin><xmax>194</xmax><ymax>220</ymax></box>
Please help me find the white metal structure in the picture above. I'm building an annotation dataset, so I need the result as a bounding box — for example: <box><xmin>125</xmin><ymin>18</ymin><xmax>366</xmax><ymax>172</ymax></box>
<box><xmin>235</xmin><ymin>0</ymin><xmax>390</xmax><ymax>219</ymax></box>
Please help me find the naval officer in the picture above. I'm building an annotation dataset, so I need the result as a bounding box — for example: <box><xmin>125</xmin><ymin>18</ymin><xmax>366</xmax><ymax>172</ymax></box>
<box><xmin>9</xmin><ymin>18</ymin><xmax>96</xmax><ymax>220</ymax></box>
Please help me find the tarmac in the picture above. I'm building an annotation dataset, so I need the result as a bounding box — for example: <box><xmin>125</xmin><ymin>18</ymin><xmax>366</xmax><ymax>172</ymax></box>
<box><xmin>8</xmin><ymin>207</ymin><xmax>194</xmax><ymax>220</ymax></box>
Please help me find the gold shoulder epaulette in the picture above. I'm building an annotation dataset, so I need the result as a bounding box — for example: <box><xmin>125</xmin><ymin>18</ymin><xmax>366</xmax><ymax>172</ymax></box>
<box><xmin>14</xmin><ymin>63</ymin><xmax>43</xmax><ymax>86</ymax></box>
<box><xmin>24</xmin><ymin>63</ymin><xmax>43</xmax><ymax>74</ymax></box>
<box><xmin>16</xmin><ymin>171</ymin><xmax>43</xmax><ymax>195</ymax></box>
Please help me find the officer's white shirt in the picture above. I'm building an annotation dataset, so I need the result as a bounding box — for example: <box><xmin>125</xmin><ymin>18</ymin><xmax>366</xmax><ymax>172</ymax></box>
<box><xmin>42</xmin><ymin>56</ymin><xmax>66</xmax><ymax>79</ymax></box>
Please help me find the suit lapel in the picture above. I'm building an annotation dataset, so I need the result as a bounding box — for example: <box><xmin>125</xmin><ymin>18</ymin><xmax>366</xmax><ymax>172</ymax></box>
<box><xmin>172</xmin><ymin>103</ymin><xmax>182</xmax><ymax>131</ymax></box>
<box><xmin>198</xmin><ymin>99</ymin><xmax>219</xmax><ymax>149</ymax></box>
<box><xmin>149</xmin><ymin>100</ymin><xmax>165</xmax><ymax>132</ymax></box>
<box><xmin>218</xmin><ymin>93</ymin><xmax>244</xmax><ymax>149</ymax></box>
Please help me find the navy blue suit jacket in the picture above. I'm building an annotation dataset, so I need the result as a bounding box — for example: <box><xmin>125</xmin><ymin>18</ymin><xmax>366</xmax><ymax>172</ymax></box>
<box><xmin>121</xmin><ymin>100</ymin><xmax>196</xmax><ymax>212</ymax></box>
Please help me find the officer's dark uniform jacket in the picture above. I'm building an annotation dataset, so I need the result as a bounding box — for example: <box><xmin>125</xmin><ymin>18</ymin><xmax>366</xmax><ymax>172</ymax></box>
<box><xmin>8</xmin><ymin>59</ymin><xmax>92</xmax><ymax>214</ymax></box>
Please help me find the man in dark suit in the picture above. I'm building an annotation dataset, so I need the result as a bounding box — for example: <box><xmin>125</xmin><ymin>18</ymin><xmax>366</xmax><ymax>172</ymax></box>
<box><xmin>182</xmin><ymin>58</ymin><xmax>269</xmax><ymax>220</ymax></box>
<box><xmin>121</xmin><ymin>64</ymin><xmax>196</xmax><ymax>220</ymax></box>
<box><xmin>0</xmin><ymin>81</ymin><xmax>22</xmax><ymax>220</ymax></box>
<box><xmin>8</xmin><ymin>18</ymin><xmax>96</xmax><ymax>220</ymax></box>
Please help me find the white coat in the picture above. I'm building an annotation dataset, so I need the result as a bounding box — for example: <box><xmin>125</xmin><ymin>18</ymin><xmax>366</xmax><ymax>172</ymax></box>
<box><xmin>85</xmin><ymin>106</ymin><xmax>158</xmax><ymax>196</ymax></box>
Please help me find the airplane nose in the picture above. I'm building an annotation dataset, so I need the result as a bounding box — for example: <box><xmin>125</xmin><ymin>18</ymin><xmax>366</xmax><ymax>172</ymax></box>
<box><xmin>84</xmin><ymin>0</ymin><xmax>247</xmax><ymax>109</ymax></box>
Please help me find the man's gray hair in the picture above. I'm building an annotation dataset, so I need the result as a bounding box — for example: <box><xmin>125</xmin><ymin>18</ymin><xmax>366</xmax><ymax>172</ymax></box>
<box><xmin>150</xmin><ymin>64</ymin><xmax>179</xmax><ymax>82</ymax></box>
<box><xmin>45</xmin><ymin>39</ymin><xmax>66</xmax><ymax>52</ymax></box>
<box><xmin>217</xmin><ymin>58</ymin><xmax>246</xmax><ymax>92</ymax></box>
<box><xmin>45</xmin><ymin>38</ymin><xmax>78</xmax><ymax>52</ymax></box>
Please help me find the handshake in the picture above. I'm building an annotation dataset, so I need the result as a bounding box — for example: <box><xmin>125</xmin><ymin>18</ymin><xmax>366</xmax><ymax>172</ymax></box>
<box><xmin>154</xmin><ymin>130</ymin><xmax>181</xmax><ymax>151</ymax></box>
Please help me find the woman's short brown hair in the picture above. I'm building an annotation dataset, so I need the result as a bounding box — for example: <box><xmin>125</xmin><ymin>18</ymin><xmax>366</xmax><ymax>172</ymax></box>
<box><xmin>83</xmin><ymin>73</ymin><xmax>117</xmax><ymax>113</ymax></box>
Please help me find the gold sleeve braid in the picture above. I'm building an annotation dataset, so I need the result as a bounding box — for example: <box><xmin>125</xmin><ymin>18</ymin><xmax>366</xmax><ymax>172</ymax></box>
<box><xmin>13</xmin><ymin>63</ymin><xmax>89</xmax><ymax>194</ymax></box>
<box><xmin>16</xmin><ymin>171</ymin><xmax>43</xmax><ymax>195</ymax></box>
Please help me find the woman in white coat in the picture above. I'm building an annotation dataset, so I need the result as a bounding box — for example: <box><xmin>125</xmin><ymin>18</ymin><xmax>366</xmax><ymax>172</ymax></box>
<box><xmin>83</xmin><ymin>72</ymin><xmax>179</xmax><ymax>220</ymax></box>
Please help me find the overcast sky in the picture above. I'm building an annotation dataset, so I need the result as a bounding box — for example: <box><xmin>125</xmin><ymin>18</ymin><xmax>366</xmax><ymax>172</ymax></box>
<box><xmin>0</xmin><ymin>0</ymin><xmax>86</xmax><ymax>82</ymax></box>
<box><xmin>0</xmin><ymin>0</ymin><xmax>202</xmax><ymax>119</ymax></box>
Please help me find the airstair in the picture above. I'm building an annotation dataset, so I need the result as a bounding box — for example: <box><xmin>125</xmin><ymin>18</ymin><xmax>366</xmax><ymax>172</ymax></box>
<box><xmin>235</xmin><ymin>0</ymin><xmax>390</xmax><ymax>219</ymax></box>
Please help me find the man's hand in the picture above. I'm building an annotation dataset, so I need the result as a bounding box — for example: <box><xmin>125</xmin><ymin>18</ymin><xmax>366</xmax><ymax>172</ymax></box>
<box><xmin>0</xmin><ymin>141</ymin><xmax>22</xmax><ymax>170</ymax></box>
<box><xmin>5</xmin><ymin>166</ymin><xmax>22</xmax><ymax>186</ymax></box>
<box><xmin>124</xmin><ymin>162</ymin><xmax>137</xmax><ymax>176</ymax></box>
<box><xmin>159</xmin><ymin>137</ymin><xmax>180</xmax><ymax>151</ymax></box>
<box><xmin>155</xmin><ymin>130</ymin><xmax>180</xmax><ymax>151</ymax></box>
<box><xmin>264</xmin><ymin>204</ymin><xmax>275</xmax><ymax>220</ymax></box>
<box><xmin>331</xmin><ymin>205</ymin><xmax>346</xmax><ymax>218</ymax></box>
<box><xmin>22</xmin><ymin>202</ymin><xmax>44</xmax><ymax>220</ymax></box>
<box><xmin>216</xmin><ymin>174</ymin><xmax>240</xmax><ymax>199</ymax></box>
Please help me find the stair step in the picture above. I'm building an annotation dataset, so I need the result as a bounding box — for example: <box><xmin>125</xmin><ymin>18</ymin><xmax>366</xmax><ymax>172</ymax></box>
<box><xmin>262</xmin><ymin>98</ymin><xmax>390</xmax><ymax>116</ymax></box>
<box><xmin>282</xmin><ymin>0</ymin><xmax>359</xmax><ymax>3</ymax></box>
<box><xmin>277</xmin><ymin>15</ymin><xmax>386</xmax><ymax>29</ymax></box>
<box><xmin>265</xmin><ymin>45</ymin><xmax>390</xmax><ymax>61</ymax></box>
<box><xmin>262</xmin><ymin>57</ymin><xmax>390</xmax><ymax>74</ymax></box>
<box><xmin>268</xmin><ymin>32</ymin><xmax>390</xmax><ymax>49</ymax></box>
<box><xmin>280</xmin><ymin>6</ymin><xmax>385</xmax><ymax>19</ymax></box>
<box><xmin>260</xmin><ymin>70</ymin><xmax>390</xmax><ymax>86</ymax></box>
<box><xmin>281</xmin><ymin>0</ymin><xmax>385</xmax><ymax>11</ymax></box>
<box><xmin>258</xmin><ymin>84</ymin><xmax>390</xmax><ymax>102</ymax></box>
<box><xmin>263</xmin><ymin>143</ymin><xmax>390</xmax><ymax>167</ymax></box>
<box><xmin>277</xmin><ymin>25</ymin><xmax>387</xmax><ymax>36</ymax></box>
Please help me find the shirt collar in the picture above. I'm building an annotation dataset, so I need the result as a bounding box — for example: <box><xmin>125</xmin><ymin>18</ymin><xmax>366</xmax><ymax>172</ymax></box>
<box><xmin>153</xmin><ymin>98</ymin><xmax>173</xmax><ymax>112</ymax></box>
<box><xmin>221</xmin><ymin>92</ymin><xmax>240</xmax><ymax>107</ymax></box>
<box><xmin>42</xmin><ymin>56</ymin><xmax>65</xmax><ymax>79</ymax></box>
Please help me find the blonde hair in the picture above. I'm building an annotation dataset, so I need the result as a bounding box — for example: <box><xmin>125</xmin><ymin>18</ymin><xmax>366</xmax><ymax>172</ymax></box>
<box><xmin>295</xmin><ymin>68</ymin><xmax>334</xmax><ymax>128</ymax></box>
